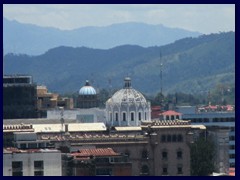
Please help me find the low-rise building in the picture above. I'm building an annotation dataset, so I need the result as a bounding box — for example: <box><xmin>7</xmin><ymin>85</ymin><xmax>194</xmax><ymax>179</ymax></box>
<box><xmin>3</xmin><ymin>148</ymin><xmax>62</xmax><ymax>176</ymax></box>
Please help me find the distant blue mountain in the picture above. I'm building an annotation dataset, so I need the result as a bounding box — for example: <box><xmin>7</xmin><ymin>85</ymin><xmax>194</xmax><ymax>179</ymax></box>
<box><xmin>3</xmin><ymin>17</ymin><xmax>201</xmax><ymax>55</ymax></box>
<box><xmin>4</xmin><ymin>32</ymin><xmax>234</xmax><ymax>95</ymax></box>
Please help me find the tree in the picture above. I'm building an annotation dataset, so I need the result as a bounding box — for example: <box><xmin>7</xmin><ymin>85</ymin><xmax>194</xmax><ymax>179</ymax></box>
<box><xmin>190</xmin><ymin>137</ymin><xmax>216</xmax><ymax>176</ymax></box>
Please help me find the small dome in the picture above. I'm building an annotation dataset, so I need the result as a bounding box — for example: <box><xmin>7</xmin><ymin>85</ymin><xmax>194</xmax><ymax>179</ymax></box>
<box><xmin>79</xmin><ymin>80</ymin><xmax>96</xmax><ymax>95</ymax></box>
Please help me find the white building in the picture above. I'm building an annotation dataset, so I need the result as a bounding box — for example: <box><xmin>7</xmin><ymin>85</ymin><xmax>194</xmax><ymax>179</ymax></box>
<box><xmin>106</xmin><ymin>77</ymin><xmax>151</xmax><ymax>127</ymax></box>
<box><xmin>3</xmin><ymin>148</ymin><xmax>62</xmax><ymax>176</ymax></box>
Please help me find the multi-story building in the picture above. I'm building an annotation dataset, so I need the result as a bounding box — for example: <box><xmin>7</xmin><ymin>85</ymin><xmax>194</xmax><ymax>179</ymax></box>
<box><xmin>3</xmin><ymin>148</ymin><xmax>62</xmax><ymax>176</ymax></box>
<box><xmin>3</xmin><ymin>75</ymin><xmax>38</xmax><ymax>119</ymax></box>
<box><xmin>176</xmin><ymin>105</ymin><xmax>235</xmax><ymax>174</ymax></box>
<box><xmin>3</xmin><ymin>119</ymin><xmax>204</xmax><ymax>176</ymax></box>
<box><xmin>37</xmin><ymin>85</ymin><xmax>74</xmax><ymax>111</ymax></box>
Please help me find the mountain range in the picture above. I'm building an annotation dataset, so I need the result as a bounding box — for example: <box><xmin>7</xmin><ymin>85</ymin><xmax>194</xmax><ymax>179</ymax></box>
<box><xmin>3</xmin><ymin>17</ymin><xmax>201</xmax><ymax>55</ymax></box>
<box><xmin>4</xmin><ymin>32</ymin><xmax>235</xmax><ymax>95</ymax></box>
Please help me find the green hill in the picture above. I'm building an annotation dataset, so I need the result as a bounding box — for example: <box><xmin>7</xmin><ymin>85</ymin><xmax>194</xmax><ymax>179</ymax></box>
<box><xmin>4</xmin><ymin>32</ymin><xmax>235</xmax><ymax>95</ymax></box>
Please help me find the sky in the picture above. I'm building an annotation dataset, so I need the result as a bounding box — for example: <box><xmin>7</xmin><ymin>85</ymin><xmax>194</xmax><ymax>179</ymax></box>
<box><xmin>3</xmin><ymin>4</ymin><xmax>235</xmax><ymax>34</ymax></box>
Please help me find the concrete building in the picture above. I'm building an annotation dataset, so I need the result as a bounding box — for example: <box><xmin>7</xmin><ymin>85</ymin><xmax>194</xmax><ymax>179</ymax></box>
<box><xmin>37</xmin><ymin>85</ymin><xmax>74</xmax><ymax>110</ymax></box>
<box><xmin>176</xmin><ymin>105</ymin><xmax>235</xmax><ymax>173</ymax></box>
<box><xmin>3</xmin><ymin>148</ymin><xmax>62</xmax><ymax>176</ymax></box>
<box><xmin>47</xmin><ymin>108</ymin><xmax>106</xmax><ymax>123</ymax></box>
<box><xmin>63</xmin><ymin>148</ymin><xmax>132</xmax><ymax>176</ymax></box>
<box><xmin>3</xmin><ymin>119</ymin><xmax>204</xmax><ymax>176</ymax></box>
<box><xmin>106</xmin><ymin>77</ymin><xmax>151</xmax><ymax>127</ymax></box>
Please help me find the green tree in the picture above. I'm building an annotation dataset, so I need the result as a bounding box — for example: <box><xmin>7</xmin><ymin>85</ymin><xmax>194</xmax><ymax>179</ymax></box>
<box><xmin>190</xmin><ymin>137</ymin><xmax>216</xmax><ymax>176</ymax></box>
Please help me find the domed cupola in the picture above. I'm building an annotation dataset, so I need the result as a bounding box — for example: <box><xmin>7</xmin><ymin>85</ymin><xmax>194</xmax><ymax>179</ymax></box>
<box><xmin>106</xmin><ymin>77</ymin><xmax>151</xmax><ymax>127</ymax></box>
<box><xmin>79</xmin><ymin>80</ymin><xmax>97</xmax><ymax>95</ymax></box>
<box><xmin>77</xmin><ymin>80</ymin><xmax>99</xmax><ymax>108</ymax></box>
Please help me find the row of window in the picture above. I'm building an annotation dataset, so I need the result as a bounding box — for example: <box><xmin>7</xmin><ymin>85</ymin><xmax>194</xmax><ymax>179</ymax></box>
<box><xmin>190</xmin><ymin>117</ymin><xmax>235</xmax><ymax>123</ymax></box>
<box><xmin>141</xmin><ymin>165</ymin><xmax>183</xmax><ymax>175</ymax></box>
<box><xmin>141</xmin><ymin>150</ymin><xmax>183</xmax><ymax>159</ymax></box>
<box><xmin>165</xmin><ymin>115</ymin><xmax>180</xmax><ymax>120</ymax></box>
<box><xmin>12</xmin><ymin>161</ymin><xmax>44</xmax><ymax>176</ymax></box>
<box><xmin>161</xmin><ymin>134</ymin><xmax>183</xmax><ymax>143</ymax></box>
<box><xmin>110</xmin><ymin>112</ymin><xmax>147</xmax><ymax>121</ymax></box>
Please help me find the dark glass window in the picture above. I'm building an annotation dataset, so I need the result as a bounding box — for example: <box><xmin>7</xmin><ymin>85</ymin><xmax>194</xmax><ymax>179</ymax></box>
<box><xmin>123</xmin><ymin>112</ymin><xmax>126</xmax><ymax>121</ymax></box>
<box><xmin>161</xmin><ymin>135</ymin><xmax>166</xmax><ymax>142</ymax></box>
<box><xmin>167</xmin><ymin>135</ymin><xmax>171</xmax><ymax>142</ymax></box>
<box><xmin>142</xmin><ymin>150</ymin><xmax>149</xmax><ymax>159</ymax></box>
<box><xmin>172</xmin><ymin>135</ymin><xmax>177</xmax><ymax>142</ymax></box>
<box><xmin>177</xmin><ymin>134</ymin><xmax>183</xmax><ymax>142</ymax></box>
<box><xmin>138</xmin><ymin>112</ymin><xmax>141</xmax><ymax>121</ymax></box>
<box><xmin>131</xmin><ymin>112</ymin><xmax>134</xmax><ymax>121</ymax></box>
<box><xmin>177</xmin><ymin>151</ymin><xmax>182</xmax><ymax>159</ymax></box>
<box><xmin>177</xmin><ymin>167</ymin><xmax>183</xmax><ymax>174</ymax></box>
<box><xmin>162</xmin><ymin>151</ymin><xmax>168</xmax><ymax>159</ymax></box>
<box><xmin>141</xmin><ymin>165</ymin><xmax>149</xmax><ymax>175</ymax></box>
<box><xmin>162</xmin><ymin>167</ymin><xmax>168</xmax><ymax>175</ymax></box>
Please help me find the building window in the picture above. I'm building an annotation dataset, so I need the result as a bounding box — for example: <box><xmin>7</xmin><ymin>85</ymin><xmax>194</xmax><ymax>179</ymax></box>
<box><xmin>28</xmin><ymin>143</ymin><xmax>37</xmax><ymax>148</ymax></box>
<box><xmin>177</xmin><ymin>134</ymin><xmax>183</xmax><ymax>142</ymax></box>
<box><xmin>166</xmin><ymin>115</ymin><xmax>169</xmax><ymax>120</ymax></box>
<box><xmin>115</xmin><ymin>112</ymin><xmax>118</xmax><ymax>121</ymax></box>
<box><xmin>167</xmin><ymin>135</ymin><xmax>171</xmax><ymax>142</ymax></box>
<box><xmin>172</xmin><ymin>135</ymin><xmax>177</xmax><ymax>142</ymax></box>
<box><xmin>177</xmin><ymin>150</ymin><xmax>182</xmax><ymax>159</ymax></box>
<box><xmin>176</xmin><ymin>115</ymin><xmax>179</xmax><ymax>119</ymax></box>
<box><xmin>142</xmin><ymin>150</ymin><xmax>149</xmax><ymax>159</ymax></box>
<box><xmin>138</xmin><ymin>112</ymin><xmax>142</xmax><ymax>121</ymax></box>
<box><xmin>162</xmin><ymin>151</ymin><xmax>168</xmax><ymax>160</ymax></box>
<box><xmin>122</xmin><ymin>112</ymin><xmax>126</xmax><ymax>121</ymax></box>
<box><xmin>12</xmin><ymin>161</ymin><xmax>23</xmax><ymax>176</ymax></box>
<box><xmin>145</xmin><ymin>112</ymin><xmax>147</xmax><ymax>120</ymax></box>
<box><xmin>171</xmin><ymin>115</ymin><xmax>174</xmax><ymax>120</ymax></box>
<box><xmin>162</xmin><ymin>167</ymin><xmax>168</xmax><ymax>175</ymax></box>
<box><xmin>109</xmin><ymin>112</ymin><xmax>112</xmax><ymax>121</ymax></box>
<box><xmin>177</xmin><ymin>167</ymin><xmax>183</xmax><ymax>174</ymax></box>
<box><xmin>34</xmin><ymin>171</ymin><xmax>44</xmax><ymax>176</ymax></box>
<box><xmin>141</xmin><ymin>165</ymin><xmax>149</xmax><ymax>175</ymax></box>
<box><xmin>96</xmin><ymin>168</ymin><xmax>112</xmax><ymax>176</ymax></box>
<box><xmin>34</xmin><ymin>161</ymin><xmax>44</xmax><ymax>176</ymax></box>
<box><xmin>131</xmin><ymin>112</ymin><xmax>134</xmax><ymax>121</ymax></box>
<box><xmin>161</xmin><ymin>135</ymin><xmax>166</xmax><ymax>142</ymax></box>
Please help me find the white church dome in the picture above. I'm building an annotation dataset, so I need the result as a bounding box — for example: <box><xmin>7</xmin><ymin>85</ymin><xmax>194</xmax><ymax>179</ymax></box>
<box><xmin>107</xmin><ymin>78</ymin><xmax>147</xmax><ymax>104</ymax></box>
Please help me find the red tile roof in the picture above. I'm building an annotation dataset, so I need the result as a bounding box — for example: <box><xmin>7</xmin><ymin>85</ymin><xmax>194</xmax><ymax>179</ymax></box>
<box><xmin>71</xmin><ymin>148</ymin><xmax>119</xmax><ymax>157</ymax></box>
<box><xmin>160</xmin><ymin>110</ymin><xmax>182</xmax><ymax>116</ymax></box>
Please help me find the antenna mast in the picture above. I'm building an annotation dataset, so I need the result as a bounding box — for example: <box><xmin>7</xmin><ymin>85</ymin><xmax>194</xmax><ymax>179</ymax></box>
<box><xmin>160</xmin><ymin>51</ymin><xmax>163</xmax><ymax>95</ymax></box>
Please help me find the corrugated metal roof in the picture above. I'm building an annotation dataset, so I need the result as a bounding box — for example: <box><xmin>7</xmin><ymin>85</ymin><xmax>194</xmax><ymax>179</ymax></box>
<box><xmin>115</xmin><ymin>126</ymin><xmax>142</xmax><ymax>131</ymax></box>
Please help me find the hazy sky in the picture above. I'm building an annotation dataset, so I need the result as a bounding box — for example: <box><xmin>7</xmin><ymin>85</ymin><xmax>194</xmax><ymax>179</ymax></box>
<box><xmin>3</xmin><ymin>4</ymin><xmax>235</xmax><ymax>34</ymax></box>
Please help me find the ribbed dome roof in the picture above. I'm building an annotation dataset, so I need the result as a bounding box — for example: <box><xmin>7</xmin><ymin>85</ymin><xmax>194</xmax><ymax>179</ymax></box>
<box><xmin>107</xmin><ymin>77</ymin><xmax>147</xmax><ymax>104</ymax></box>
<box><xmin>79</xmin><ymin>80</ymin><xmax>97</xmax><ymax>95</ymax></box>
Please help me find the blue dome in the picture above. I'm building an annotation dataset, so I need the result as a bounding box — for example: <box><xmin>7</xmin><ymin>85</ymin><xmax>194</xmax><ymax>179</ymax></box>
<box><xmin>79</xmin><ymin>80</ymin><xmax>97</xmax><ymax>95</ymax></box>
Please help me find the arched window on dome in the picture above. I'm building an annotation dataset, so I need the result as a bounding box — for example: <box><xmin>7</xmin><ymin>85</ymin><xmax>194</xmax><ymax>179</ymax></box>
<box><xmin>131</xmin><ymin>112</ymin><xmax>135</xmax><ymax>121</ymax></box>
<box><xmin>145</xmin><ymin>112</ymin><xmax>147</xmax><ymax>120</ymax></box>
<box><xmin>115</xmin><ymin>112</ymin><xmax>119</xmax><ymax>121</ymax></box>
<box><xmin>122</xmin><ymin>112</ymin><xmax>126</xmax><ymax>121</ymax></box>
<box><xmin>138</xmin><ymin>112</ymin><xmax>142</xmax><ymax>121</ymax></box>
<box><xmin>109</xmin><ymin>112</ymin><xmax>112</xmax><ymax>121</ymax></box>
